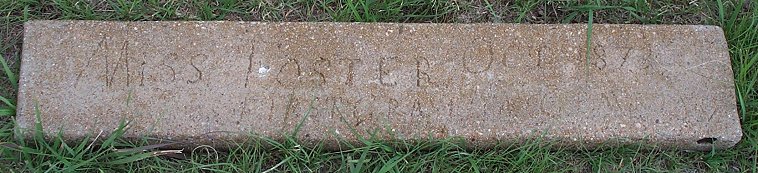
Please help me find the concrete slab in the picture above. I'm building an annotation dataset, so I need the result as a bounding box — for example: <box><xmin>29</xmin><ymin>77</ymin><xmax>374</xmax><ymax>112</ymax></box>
<box><xmin>17</xmin><ymin>21</ymin><xmax>741</xmax><ymax>150</ymax></box>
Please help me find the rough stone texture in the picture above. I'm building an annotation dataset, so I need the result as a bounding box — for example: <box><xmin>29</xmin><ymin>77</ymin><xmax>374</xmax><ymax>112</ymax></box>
<box><xmin>17</xmin><ymin>21</ymin><xmax>741</xmax><ymax>150</ymax></box>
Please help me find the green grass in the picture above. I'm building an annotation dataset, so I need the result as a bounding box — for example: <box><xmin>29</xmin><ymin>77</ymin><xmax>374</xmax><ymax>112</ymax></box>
<box><xmin>0</xmin><ymin>0</ymin><xmax>756</xmax><ymax>172</ymax></box>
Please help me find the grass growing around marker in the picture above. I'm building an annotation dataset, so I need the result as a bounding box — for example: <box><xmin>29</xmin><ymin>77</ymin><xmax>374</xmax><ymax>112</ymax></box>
<box><xmin>0</xmin><ymin>0</ymin><xmax>756</xmax><ymax>172</ymax></box>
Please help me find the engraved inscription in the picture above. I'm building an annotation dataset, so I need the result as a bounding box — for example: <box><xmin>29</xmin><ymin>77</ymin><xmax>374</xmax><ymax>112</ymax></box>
<box><xmin>187</xmin><ymin>54</ymin><xmax>205</xmax><ymax>84</ymax></box>
<box><xmin>335</xmin><ymin>58</ymin><xmax>362</xmax><ymax>86</ymax></box>
<box><xmin>75</xmin><ymin>36</ymin><xmax>106</xmax><ymax>87</ymax></box>
<box><xmin>378</xmin><ymin>56</ymin><xmax>399</xmax><ymax>86</ymax></box>
<box><xmin>311</xmin><ymin>57</ymin><xmax>331</xmax><ymax>86</ymax></box>
<box><xmin>245</xmin><ymin>44</ymin><xmax>255</xmax><ymax>88</ymax></box>
<box><xmin>501</xmin><ymin>44</ymin><xmax>539</xmax><ymax>68</ymax></box>
<box><xmin>463</xmin><ymin>43</ymin><xmax>494</xmax><ymax>74</ymax></box>
<box><xmin>590</xmin><ymin>42</ymin><xmax>607</xmax><ymax>70</ymax></box>
<box><xmin>139</xmin><ymin>56</ymin><xmax>146</xmax><ymax>86</ymax></box>
<box><xmin>415</xmin><ymin>56</ymin><xmax>433</xmax><ymax>88</ymax></box>
<box><xmin>275</xmin><ymin>57</ymin><xmax>303</xmax><ymax>86</ymax></box>
<box><xmin>103</xmin><ymin>40</ymin><xmax>129</xmax><ymax>89</ymax></box>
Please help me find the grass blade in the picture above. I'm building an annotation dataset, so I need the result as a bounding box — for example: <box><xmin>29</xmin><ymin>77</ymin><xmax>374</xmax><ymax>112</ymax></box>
<box><xmin>562</xmin><ymin>11</ymin><xmax>579</xmax><ymax>23</ymax></box>
<box><xmin>105</xmin><ymin>151</ymin><xmax>156</xmax><ymax>165</ymax></box>
<box><xmin>717</xmin><ymin>0</ymin><xmax>725</xmax><ymax>26</ymax></box>
<box><xmin>0</xmin><ymin>108</ymin><xmax>13</xmax><ymax>116</ymax></box>
<box><xmin>0</xmin><ymin>95</ymin><xmax>15</xmax><ymax>109</ymax></box>
<box><xmin>0</xmin><ymin>52</ymin><xmax>17</xmax><ymax>90</ymax></box>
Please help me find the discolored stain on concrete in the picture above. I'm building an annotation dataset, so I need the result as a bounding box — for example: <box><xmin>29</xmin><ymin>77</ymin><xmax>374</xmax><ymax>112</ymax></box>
<box><xmin>16</xmin><ymin>21</ymin><xmax>741</xmax><ymax>150</ymax></box>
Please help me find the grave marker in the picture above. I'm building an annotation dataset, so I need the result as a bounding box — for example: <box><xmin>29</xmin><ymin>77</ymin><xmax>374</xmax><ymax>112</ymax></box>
<box><xmin>16</xmin><ymin>21</ymin><xmax>742</xmax><ymax>150</ymax></box>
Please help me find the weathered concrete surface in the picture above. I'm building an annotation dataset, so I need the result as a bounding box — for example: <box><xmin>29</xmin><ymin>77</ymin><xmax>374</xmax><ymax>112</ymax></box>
<box><xmin>17</xmin><ymin>21</ymin><xmax>741</xmax><ymax>150</ymax></box>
